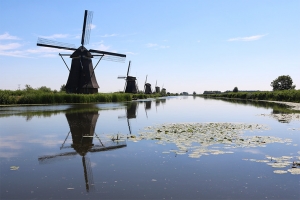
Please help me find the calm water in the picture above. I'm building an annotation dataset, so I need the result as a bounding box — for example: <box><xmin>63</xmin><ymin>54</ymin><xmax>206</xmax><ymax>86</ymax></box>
<box><xmin>0</xmin><ymin>96</ymin><xmax>299</xmax><ymax>199</ymax></box>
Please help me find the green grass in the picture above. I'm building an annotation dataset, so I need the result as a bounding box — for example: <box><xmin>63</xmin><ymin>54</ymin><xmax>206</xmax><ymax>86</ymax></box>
<box><xmin>199</xmin><ymin>90</ymin><xmax>300</xmax><ymax>103</ymax></box>
<box><xmin>0</xmin><ymin>89</ymin><xmax>163</xmax><ymax>105</ymax></box>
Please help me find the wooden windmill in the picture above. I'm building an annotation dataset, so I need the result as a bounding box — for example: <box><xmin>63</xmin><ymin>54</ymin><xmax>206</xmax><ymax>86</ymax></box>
<box><xmin>155</xmin><ymin>80</ymin><xmax>160</xmax><ymax>93</ymax></box>
<box><xmin>118</xmin><ymin>61</ymin><xmax>138</xmax><ymax>93</ymax></box>
<box><xmin>37</xmin><ymin>10</ymin><xmax>126</xmax><ymax>94</ymax></box>
<box><xmin>144</xmin><ymin>75</ymin><xmax>152</xmax><ymax>94</ymax></box>
<box><xmin>38</xmin><ymin>110</ymin><xmax>126</xmax><ymax>192</ymax></box>
<box><xmin>161</xmin><ymin>84</ymin><xmax>166</xmax><ymax>95</ymax></box>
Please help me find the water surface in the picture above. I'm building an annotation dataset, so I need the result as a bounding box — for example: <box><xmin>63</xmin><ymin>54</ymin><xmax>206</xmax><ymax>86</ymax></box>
<box><xmin>1</xmin><ymin>97</ymin><xmax>299</xmax><ymax>199</ymax></box>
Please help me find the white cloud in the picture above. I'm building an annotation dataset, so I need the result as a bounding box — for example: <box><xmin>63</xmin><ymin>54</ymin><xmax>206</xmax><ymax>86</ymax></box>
<box><xmin>0</xmin><ymin>32</ymin><xmax>21</xmax><ymax>40</ymax></box>
<box><xmin>124</xmin><ymin>51</ymin><xmax>137</xmax><ymax>55</ymax></box>
<box><xmin>90</xmin><ymin>24</ymin><xmax>96</xmax><ymax>29</ymax></box>
<box><xmin>40</xmin><ymin>34</ymin><xmax>70</xmax><ymax>39</ymax></box>
<box><xmin>160</xmin><ymin>45</ymin><xmax>169</xmax><ymax>49</ymax></box>
<box><xmin>146</xmin><ymin>43</ymin><xmax>158</xmax><ymax>48</ymax></box>
<box><xmin>227</xmin><ymin>34</ymin><xmax>267</xmax><ymax>42</ymax></box>
<box><xmin>100</xmin><ymin>33</ymin><xmax>118</xmax><ymax>37</ymax></box>
<box><xmin>97</xmin><ymin>44</ymin><xmax>111</xmax><ymax>51</ymax></box>
<box><xmin>146</xmin><ymin>43</ymin><xmax>169</xmax><ymax>49</ymax></box>
<box><xmin>0</xmin><ymin>45</ymin><xmax>70</xmax><ymax>58</ymax></box>
<box><xmin>0</xmin><ymin>43</ymin><xmax>22</xmax><ymax>50</ymax></box>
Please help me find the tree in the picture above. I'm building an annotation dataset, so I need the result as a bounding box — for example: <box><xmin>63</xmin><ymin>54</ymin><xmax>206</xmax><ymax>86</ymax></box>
<box><xmin>233</xmin><ymin>87</ymin><xmax>238</xmax><ymax>92</ymax></box>
<box><xmin>60</xmin><ymin>84</ymin><xmax>66</xmax><ymax>92</ymax></box>
<box><xmin>271</xmin><ymin>75</ymin><xmax>296</xmax><ymax>91</ymax></box>
<box><xmin>38</xmin><ymin>86</ymin><xmax>52</xmax><ymax>93</ymax></box>
<box><xmin>193</xmin><ymin>91</ymin><xmax>196</xmax><ymax>95</ymax></box>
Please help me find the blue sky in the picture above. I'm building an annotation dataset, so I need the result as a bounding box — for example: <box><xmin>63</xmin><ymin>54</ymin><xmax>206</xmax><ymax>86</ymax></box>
<box><xmin>0</xmin><ymin>0</ymin><xmax>299</xmax><ymax>94</ymax></box>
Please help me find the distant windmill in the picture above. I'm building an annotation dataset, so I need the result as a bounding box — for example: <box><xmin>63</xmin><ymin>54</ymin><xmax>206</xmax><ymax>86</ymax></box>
<box><xmin>161</xmin><ymin>84</ymin><xmax>166</xmax><ymax>95</ymax></box>
<box><xmin>118</xmin><ymin>61</ymin><xmax>138</xmax><ymax>93</ymax></box>
<box><xmin>155</xmin><ymin>80</ymin><xmax>160</xmax><ymax>93</ymax></box>
<box><xmin>37</xmin><ymin>10</ymin><xmax>126</xmax><ymax>94</ymax></box>
<box><xmin>144</xmin><ymin>75</ymin><xmax>152</xmax><ymax>94</ymax></box>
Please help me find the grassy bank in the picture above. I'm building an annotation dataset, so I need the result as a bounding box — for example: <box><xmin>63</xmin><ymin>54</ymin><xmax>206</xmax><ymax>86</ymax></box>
<box><xmin>199</xmin><ymin>90</ymin><xmax>300</xmax><ymax>103</ymax></box>
<box><xmin>0</xmin><ymin>89</ymin><xmax>162</xmax><ymax>105</ymax></box>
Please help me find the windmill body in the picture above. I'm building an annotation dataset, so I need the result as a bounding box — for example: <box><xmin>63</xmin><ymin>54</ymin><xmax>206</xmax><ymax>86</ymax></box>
<box><xmin>155</xmin><ymin>81</ymin><xmax>160</xmax><ymax>93</ymax></box>
<box><xmin>37</xmin><ymin>10</ymin><xmax>126</xmax><ymax>94</ymax></box>
<box><xmin>118</xmin><ymin>61</ymin><xmax>138</xmax><ymax>93</ymax></box>
<box><xmin>66</xmin><ymin>47</ymin><xmax>99</xmax><ymax>93</ymax></box>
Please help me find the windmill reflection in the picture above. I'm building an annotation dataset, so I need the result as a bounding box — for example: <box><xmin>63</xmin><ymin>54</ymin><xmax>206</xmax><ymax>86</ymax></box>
<box><xmin>38</xmin><ymin>108</ymin><xmax>126</xmax><ymax>192</ymax></box>
<box><xmin>144</xmin><ymin>101</ymin><xmax>151</xmax><ymax>118</ymax></box>
<box><xmin>118</xmin><ymin>101</ymin><xmax>138</xmax><ymax>134</ymax></box>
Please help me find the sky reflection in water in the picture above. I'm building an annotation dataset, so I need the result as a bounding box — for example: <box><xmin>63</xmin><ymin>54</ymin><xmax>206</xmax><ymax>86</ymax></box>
<box><xmin>0</xmin><ymin>97</ymin><xmax>299</xmax><ymax>199</ymax></box>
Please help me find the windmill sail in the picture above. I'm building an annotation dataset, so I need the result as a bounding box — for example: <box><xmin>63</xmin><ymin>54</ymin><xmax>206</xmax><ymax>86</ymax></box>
<box><xmin>81</xmin><ymin>10</ymin><xmax>93</xmax><ymax>46</ymax></box>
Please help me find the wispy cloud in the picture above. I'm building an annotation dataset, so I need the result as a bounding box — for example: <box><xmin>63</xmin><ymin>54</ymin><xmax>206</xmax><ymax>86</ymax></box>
<box><xmin>146</xmin><ymin>43</ymin><xmax>158</xmax><ymax>48</ymax></box>
<box><xmin>90</xmin><ymin>24</ymin><xmax>96</xmax><ymax>29</ymax></box>
<box><xmin>0</xmin><ymin>44</ymin><xmax>70</xmax><ymax>58</ymax></box>
<box><xmin>0</xmin><ymin>32</ymin><xmax>21</xmax><ymax>40</ymax></box>
<box><xmin>0</xmin><ymin>43</ymin><xmax>22</xmax><ymax>51</ymax></box>
<box><xmin>40</xmin><ymin>34</ymin><xmax>70</xmax><ymax>39</ymax></box>
<box><xmin>90</xmin><ymin>41</ymin><xmax>110</xmax><ymax>51</ymax></box>
<box><xmin>100</xmin><ymin>33</ymin><xmax>118</xmax><ymax>38</ymax></box>
<box><xmin>146</xmin><ymin>43</ymin><xmax>169</xmax><ymax>49</ymax></box>
<box><xmin>227</xmin><ymin>34</ymin><xmax>267</xmax><ymax>42</ymax></box>
<box><xmin>124</xmin><ymin>51</ymin><xmax>138</xmax><ymax>55</ymax></box>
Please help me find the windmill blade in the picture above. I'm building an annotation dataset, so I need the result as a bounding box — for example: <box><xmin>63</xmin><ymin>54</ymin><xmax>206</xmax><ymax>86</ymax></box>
<box><xmin>37</xmin><ymin>38</ymin><xmax>77</xmax><ymax>51</ymax></box>
<box><xmin>145</xmin><ymin>75</ymin><xmax>147</xmax><ymax>85</ymax></box>
<box><xmin>127</xmin><ymin>61</ymin><xmax>131</xmax><ymax>77</ymax></box>
<box><xmin>92</xmin><ymin>54</ymin><xmax>125</xmax><ymax>62</ymax></box>
<box><xmin>82</xmin><ymin>156</ymin><xmax>95</xmax><ymax>192</ymax></box>
<box><xmin>118</xmin><ymin>76</ymin><xmax>126</xmax><ymax>79</ymax></box>
<box><xmin>102</xmin><ymin>55</ymin><xmax>126</xmax><ymax>63</ymax></box>
<box><xmin>81</xmin><ymin>10</ymin><xmax>93</xmax><ymax>46</ymax></box>
<box><xmin>155</xmin><ymin>80</ymin><xmax>157</xmax><ymax>87</ymax></box>
<box><xmin>127</xmin><ymin>118</ymin><xmax>132</xmax><ymax>135</ymax></box>
<box><xmin>38</xmin><ymin>151</ymin><xmax>78</xmax><ymax>164</ymax></box>
<box><xmin>81</xmin><ymin>10</ymin><xmax>94</xmax><ymax>46</ymax></box>
<box><xmin>89</xmin><ymin>49</ymin><xmax>126</xmax><ymax>58</ymax></box>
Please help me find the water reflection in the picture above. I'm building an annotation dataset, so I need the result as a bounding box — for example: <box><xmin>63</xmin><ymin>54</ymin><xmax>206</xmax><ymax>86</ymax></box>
<box><xmin>203</xmin><ymin>97</ymin><xmax>300</xmax><ymax>123</ymax></box>
<box><xmin>38</xmin><ymin>109</ymin><xmax>126</xmax><ymax>192</ymax></box>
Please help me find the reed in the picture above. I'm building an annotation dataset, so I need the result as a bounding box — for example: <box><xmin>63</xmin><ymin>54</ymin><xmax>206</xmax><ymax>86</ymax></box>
<box><xmin>200</xmin><ymin>90</ymin><xmax>300</xmax><ymax>103</ymax></box>
<box><xmin>0</xmin><ymin>89</ymin><xmax>162</xmax><ymax>105</ymax></box>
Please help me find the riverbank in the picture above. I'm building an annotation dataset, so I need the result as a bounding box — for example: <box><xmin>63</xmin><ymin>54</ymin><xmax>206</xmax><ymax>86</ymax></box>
<box><xmin>0</xmin><ymin>90</ymin><xmax>162</xmax><ymax>105</ymax></box>
<box><xmin>199</xmin><ymin>90</ymin><xmax>300</xmax><ymax>110</ymax></box>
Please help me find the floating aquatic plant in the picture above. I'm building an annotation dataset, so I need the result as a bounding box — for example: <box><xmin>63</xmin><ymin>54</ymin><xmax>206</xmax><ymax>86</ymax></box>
<box><xmin>244</xmin><ymin>155</ymin><xmax>300</xmax><ymax>175</ymax></box>
<box><xmin>10</xmin><ymin>166</ymin><xmax>19</xmax><ymax>170</ymax></box>
<box><xmin>126</xmin><ymin>122</ymin><xmax>293</xmax><ymax>158</ymax></box>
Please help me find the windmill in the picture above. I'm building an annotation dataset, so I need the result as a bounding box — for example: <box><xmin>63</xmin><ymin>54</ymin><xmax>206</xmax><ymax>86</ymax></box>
<box><xmin>144</xmin><ymin>75</ymin><xmax>152</xmax><ymax>94</ymax></box>
<box><xmin>161</xmin><ymin>84</ymin><xmax>166</xmax><ymax>95</ymax></box>
<box><xmin>155</xmin><ymin>80</ymin><xmax>160</xmax><ymax>93</ymax></box>
<box><xmin>118</xmin><ymin>61</ymin><xmax>138</xmax><ymax>93</ymax></box>
<box><xmin>38</xmin><ymin>110</ymin><xmax>126</xmax><ymax>192</ymax></box>
<box><xmin>37</xmin><ymin>10</ymin><xmax>126</xmax><ymax>94</ymax></box>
